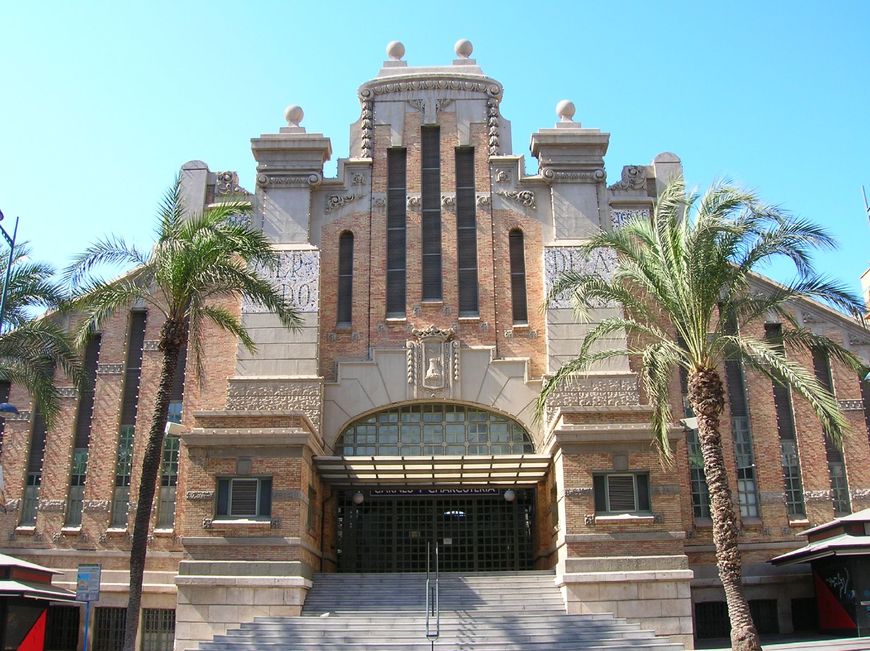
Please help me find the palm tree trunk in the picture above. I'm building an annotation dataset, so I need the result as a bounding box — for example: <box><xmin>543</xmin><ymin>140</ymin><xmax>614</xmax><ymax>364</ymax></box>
<box><xmin>688</xmin><ymin>367</ymin><xmax>761</xmax><ymax>651</ymax></box>
<box><xmin>123</xmin><ymin>319</ymin><xmax>185</xmax><ymax>651</ymax></box>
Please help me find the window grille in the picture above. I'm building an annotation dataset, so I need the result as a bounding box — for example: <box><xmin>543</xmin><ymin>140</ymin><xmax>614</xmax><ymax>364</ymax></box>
<box><xmin>749</xmin><ymin>599</ymin><xmax>780</xmax><ymax>634</ymax></box>
<box><xmin>386</xmin><ymin>148</ymin><xmax>407</xmax><ymax>316</ymax></box>
<box><xmin>338</xmin><ymin>403</ymin><xmax>533</xmax><ymax>456</ymax></box>
<box><xmin>593</xmin><ymin>473</ymin><xmax>650</xmax><ymax>514</ymax></box>
<box><xmin>337</xmin><ymin>232</ymin><xmax>354</xmax><ymax>325</ymax></box>
<box><xmin>45</xmin><ymin>606</ymin><xmax>80</xmax><ymax>651</ymax></box>
<box><xmin>421</xmin><ymin>127</ymin><xmax>442</xmax><ymax>300</ymax></box>
<box><xmin>508</xmin><ymin>229</ymin><xmax>528</xmax><ymax>324</ymax></box>
<box><xmin>93</xmin><ymin>607</ymin><xmax>126</xmax><ymax>651</ymax></box>
<box><xmin>66</xmin><ymin>334</ymin><xmax>101</xmax><ymax>527</ymax></box>
<box><xmin>142</xmin><ymin>608</ymin><xmax>175</xmax><ymax>651</ymax></box>
<box><xmin>455</xmin><ymin>147</ymin><xmax>478</xmax><ymax>315</ymax></box>
<box><xmin>695</xmin><ymin>601</ymin><xmax>730</xmax><ymax>639</ymax></box>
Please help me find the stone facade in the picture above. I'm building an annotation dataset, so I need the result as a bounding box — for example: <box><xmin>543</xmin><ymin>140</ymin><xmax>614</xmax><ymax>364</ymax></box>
<box><xmin>1</xmin><ymin>42</ymin><xmax>869</xmax><ymax>651</ymax></box>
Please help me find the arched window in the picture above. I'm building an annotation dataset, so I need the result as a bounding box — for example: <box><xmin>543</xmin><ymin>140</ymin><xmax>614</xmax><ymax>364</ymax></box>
<box><xmin>337</xmin><ymin>232</ymin><xmax>354</xmax><ymax>326</ymax></box>
<box><xmin>509</xmin><ymin>229</ymin><xmax>528</xmax><ymax>324</ymax></box>
<box><xmin>338</xmin><ymin>403</ymin><xmax>534</xmax><ymax>456</ymax></box>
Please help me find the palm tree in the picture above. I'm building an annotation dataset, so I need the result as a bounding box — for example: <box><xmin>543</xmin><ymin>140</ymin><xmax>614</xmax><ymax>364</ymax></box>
<box><xmin>0</xmin><ymin>244</ymin><xmax>81</xmax><ymax>424</ymax></box>
<box><xmin>66</xmin><ymin>178</ymin><xmax>301</xmax><ymax>651</ymax></box>
<box><xmin>538</xmin><ymin>177</ymin><xmax>867</xmax><ymax>651</ymax></box>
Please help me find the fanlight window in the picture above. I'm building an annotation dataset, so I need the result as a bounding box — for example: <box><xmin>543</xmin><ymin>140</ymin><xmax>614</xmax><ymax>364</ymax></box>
<box><xmin>338</xmin><ymin>403</ymin><xmax>534</xmax><ymax>456</ymax></box>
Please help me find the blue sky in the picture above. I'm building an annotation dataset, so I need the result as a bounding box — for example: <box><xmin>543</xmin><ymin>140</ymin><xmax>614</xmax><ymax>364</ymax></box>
<box><xmin>1</xmin><ymin>1</ymin><xmax>868</xmax><ymax>298</ymax></box>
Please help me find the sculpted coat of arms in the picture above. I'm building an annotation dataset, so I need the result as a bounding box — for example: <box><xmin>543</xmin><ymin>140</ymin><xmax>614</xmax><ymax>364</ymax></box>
<box><xmin>406</xmin><ymin>326</ymin><xmax>460</xmax><ymax>398</ymax></box>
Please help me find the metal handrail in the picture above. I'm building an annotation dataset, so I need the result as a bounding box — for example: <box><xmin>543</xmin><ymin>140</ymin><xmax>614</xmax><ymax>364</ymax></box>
<box><xmin>425</xmin><ymin>541</ymin><xmax>440</xmax><ymax>645</ymax></box>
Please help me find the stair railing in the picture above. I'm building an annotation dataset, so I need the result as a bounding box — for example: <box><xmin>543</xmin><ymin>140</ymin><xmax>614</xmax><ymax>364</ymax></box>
<box><xmin>425</xmin><ymin>540</ymin><xmax>440</xmax><ymax>644</ymax></box>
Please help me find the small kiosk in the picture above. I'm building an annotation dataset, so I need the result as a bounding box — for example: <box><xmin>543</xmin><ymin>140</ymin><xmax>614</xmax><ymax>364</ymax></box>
<box><xmin>0</xmin><ymin>553</ymin><xmax>77</xmax><ymax>650</ymax></box>
<box><xmin>771</xmin><ymin>509</ymin><xmax>870</xmax><ymax>637</ymax></box>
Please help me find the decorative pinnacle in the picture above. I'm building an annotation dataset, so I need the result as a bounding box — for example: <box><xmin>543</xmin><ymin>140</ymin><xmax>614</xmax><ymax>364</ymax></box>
<box><xmin>386</xmin><ymin>41</ymin><xmax>405</xmax><ymax>61</ymax></box>
<box><xmin>556</xmin><ymin>100</ymin><xmax>576</xmax><ymax>123</ymax></box>
<box><xmin>284</xmin><ymin>105</ymin><xmax>304</xmax><ymax>128</ymax></box>
<box><xmin>454</xmin><ymin>39</ymin><xmax>473</xmax><ymax>59</ymax></box>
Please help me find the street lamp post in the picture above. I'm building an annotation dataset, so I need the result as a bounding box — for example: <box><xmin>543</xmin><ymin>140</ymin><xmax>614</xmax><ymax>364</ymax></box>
<box><xmin>0</xmin><ymin>209</ymin><xmax>19</xmax><ymax>333</ymax></box>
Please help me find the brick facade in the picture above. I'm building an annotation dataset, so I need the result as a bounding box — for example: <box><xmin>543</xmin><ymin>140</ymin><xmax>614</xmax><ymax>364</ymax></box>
<box><xmin>1</xmin><ymin>44</ymin><xmax>869</xmax><ymax>650</ymax></box>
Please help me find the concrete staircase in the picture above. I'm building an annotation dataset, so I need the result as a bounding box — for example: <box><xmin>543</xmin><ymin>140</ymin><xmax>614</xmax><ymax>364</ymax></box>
<box><xmin>198</xmin><ymin>571</ymin><xmax>685</xmax><ymax>650</ymax></box>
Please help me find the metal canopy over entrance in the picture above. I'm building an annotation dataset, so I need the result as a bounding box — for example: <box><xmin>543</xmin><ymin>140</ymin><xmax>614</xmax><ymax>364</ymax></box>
<box><xmin>337</xmin><ymin>488</ymin><xmax>534</xmax><ymax>573</ymax></box>
<box><xmin>315</xmin><ymin>454</ymin><xmax>550</xmax><ymax>486</ymax></box>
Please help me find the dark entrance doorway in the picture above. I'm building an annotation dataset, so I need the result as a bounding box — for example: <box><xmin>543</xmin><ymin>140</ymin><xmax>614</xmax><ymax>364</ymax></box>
<box><xmin>337</xmin><ymin>488</ymin><xmax>534</xmax><ymax>573</ymax></box>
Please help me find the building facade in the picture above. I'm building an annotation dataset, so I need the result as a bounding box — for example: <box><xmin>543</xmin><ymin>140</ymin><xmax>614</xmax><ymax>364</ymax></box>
<box><xmin>1</xmin><ymin>41</ymin><xmax>870</xmax><ymax>650</ymax></box>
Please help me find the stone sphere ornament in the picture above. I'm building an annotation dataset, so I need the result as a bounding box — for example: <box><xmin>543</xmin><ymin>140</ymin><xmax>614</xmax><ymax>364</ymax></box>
<box><xmin>556</xmin><ymin>99</ymin><xmax>576</xmax><ymax>122</ymax></box>
<box><xmin>386</xmin><ymin>41</ymin><xmax>405</xmax><ymax>61</ymax></box>
<box><xmin>454</xmin><ymin>39</ymin><xmax>473</xmax><ymax>59</ymax></box>
<box><xmin>284</xmin><ymin>105</ymin><xmax>304</xmax><ymax>127</ymax></box>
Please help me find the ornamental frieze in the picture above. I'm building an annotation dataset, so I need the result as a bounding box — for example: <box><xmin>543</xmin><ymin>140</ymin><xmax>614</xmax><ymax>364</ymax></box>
<box><xmin>82</xmin><ymin>500</ymin><xmax>110</xmax><ymax>512</ymax></box>
<box><xmin>242</xmin><ymin>250</ymin><xmax>319</xmax><ymax>314</ymax></box>
<box><xmin>226</xmin><ymin>379</ymin><xmax>322</xmax><ymax>430</ymax></box>
<box><xmin>215</xmin><ymin>171</ymin><xmax>245</xmax><ymax>196</ymax></box>
<box><xmin>359</xmin><ymin>78</ymin><xmax>501</xmax><ymax>99</ymax></box>
<box><xmin>839</xmin><ymin>399</ymin><xmax>863</xmax><ymax>411</ymax></box>
<box><xmin>541</xmin><ymin>168</ymin><xmax>605</xmax><ymax>183</ymax></box>
<box><xmin>97</xmin><ymin>363</ymin><xmax>124</xmax><ymax>375</ymax></box>
<box><xmin>37</xmin><ymin>499</ymin><xmax>66</xmax><ymax>513</ymax></box>
<box><xmin>256</xmin><ymin>173</ymin><xmax>322</xmax><ymax>188</ymax></box>
<box><xmin>543</xmin><ymin>374</ymin><xmax>640</xmax><ymax>421</ymax></box>
<box><xmin>185</xmin><ymin>491</ymin><xmax>215</xmax><ymax>501</ymax></box>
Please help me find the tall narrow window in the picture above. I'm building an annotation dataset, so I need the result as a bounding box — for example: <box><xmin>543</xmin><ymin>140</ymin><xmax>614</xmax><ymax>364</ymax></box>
<box><xmin>678</xmin><ymin>353</ymin><xmax>711</xmax><ymax>519</ymax></box>
<box><xmin>508</xmin><ymin>229</ymin><xmax>528</xmax><ymax>324</ymax></box>
<box><xmin>862</xmin><ymin>379</ymin><xmax>870</xmax><ymax>449</ymax></box>
<box><xmin>337</xmin><ymin>232</ymin><xmax>354</xmax><ymax>326</ymax></box>
<box><xmin>812</xmin><ymin>347</ymin><xmax>851</xmax><ymax>515</ymax></box>
<box><xmin>111</xmin><ymin>310</ymin><xmax>147</xmax><ymax>528</ymax></box>
<box><xmin>159</xmin><ymin>343</ymin><xmax>186</xmax><ymax>529</ymax></box>
<box><xmin>455</xmin><ymin>147</ymin><xmax>478</xmax><ymax>315</ymax></box>
<box><xmin>0</xmin><ymin>381</ymin><xmax>9</xmax><ymax>457</ymax></box>
<box><xmin>66</xmin><ymin>334</ymin><xmax>102</xmax><ymax>527</ymax></box>
<box><xmin>20</xmin><ymin>407</ymin><xmax>47</xmax><ymax>525</ymax></box>
<box><xmin>421</xmin><ymin>127</ymin><xmax>442</xmax><ymax>300</ymax></box>
<box><xmin>386</xmin><ymin>148</ymin><xmax>407</xmax><ymax>317</ymax></box>
<box><xmin>723</xmin><ymin>313</ymin><xmax>759</xmax><ymax>518</ymax></box>
<box><xmin>765</xmin><ymin>324</ymin><xmax>805</xmax><ymax>518</ymax></box>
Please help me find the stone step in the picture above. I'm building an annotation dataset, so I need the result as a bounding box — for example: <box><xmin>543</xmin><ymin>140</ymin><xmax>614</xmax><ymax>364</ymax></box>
<box><xmin>198</xmin><ymin>570</ymin><xmax>685</xmax><ymax>651</ymax></box>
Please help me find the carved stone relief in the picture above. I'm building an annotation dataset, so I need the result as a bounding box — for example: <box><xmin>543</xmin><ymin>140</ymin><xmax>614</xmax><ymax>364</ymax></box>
<box><xmin>325</xmin><ymin>194</ymin><xmax>359</xmax><ymax>213</ymax></box>
<box><xmin>497</xmin><ymin>190</ymin><xmax>536</xmax><ymax>210</ymax></box>
<box><xmin>226</xmin><ymin>379</ymin><xmax>322</xmax><ymax>430</ymax></box>
<box><xmin>215</xmin><ymin>171</ymin><xmax>245</xmax><ymax>195</ymax></box>
<box><xmin>37</xmin><ymin>499</ymin><xmax>66</xmax><ymax>513</ymax></box>
<box><xmin>839</xmin><ymin>399</ymin><xmax>863</xmax><ymax>411</ymax></box>
<box><xmin>610</xmin><ymin>208</ymin><xmax>650</xmax><ymax>230</ymax></box>
<box><xmin>543</xmin><ymin>374</ymin><xmax>640</xmax><ymax>420</ymax></box>
<box><xmin>407</xmin><ymin>195</ymin><xmax>421</xmax><ymax>210</ymax></box>
<box><xmin>544</xmin><ymin>247</ymin><xmax>618</xmax><ymax>308</ymax></box>
<box><xmin>487</xmin><ymin>98</ymin><xmax>500</xmax><ymax>156</ymax></box>
<box><xmin>608</xmin><ymin>165</ymin><xmax>647</xmax><ymax>192</ymax></box>
<box><xmin>360</xmin><ymin>98</ymin><xmax>374</xmax><ymax>158</ymax></box>
<box><xmin>476</xmin><ymin>194</ymin><xmax>491</xmax><ymax>207</ymax></box>
<box><xmin>186</xmin><ymin>491</ymin><xmax>215</xmax><ymax>501</ymax></box>
<box><xmin>406</xmin><ymin>326</ymin><xmax>460</xmax><ymax>399</ymax></box>
<box><xmin>97</xmin><ymin>363</ymin><xmax>124</xmax><ymax>375</ymax></box>
<box><xmin>242</xmin><ymin>250</ymin><xmax>319</xmax><ymax>314</ymax></box>
<box><xmin>58</xmin><ymin>387</ymin><xmax>78</xmax><ymax>398</ymax></box>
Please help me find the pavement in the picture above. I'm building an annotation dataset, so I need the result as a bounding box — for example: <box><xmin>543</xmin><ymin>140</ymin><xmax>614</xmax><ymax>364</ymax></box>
<box><xmin>696</xmin><ymin>636</ymin><xmax>870</xmax><ymax>650</ymax></box>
